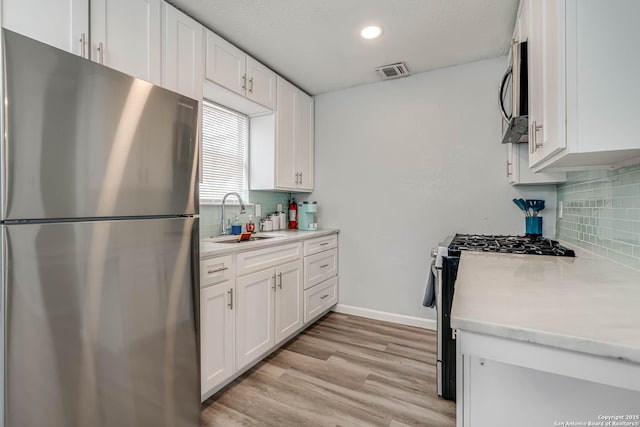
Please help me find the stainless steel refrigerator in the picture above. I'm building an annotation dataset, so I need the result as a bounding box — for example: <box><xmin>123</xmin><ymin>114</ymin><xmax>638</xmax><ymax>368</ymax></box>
<box><xmin>1</xmin><ymin>30</ymin><xmax>200</xmax><ymax>426</ymax></box>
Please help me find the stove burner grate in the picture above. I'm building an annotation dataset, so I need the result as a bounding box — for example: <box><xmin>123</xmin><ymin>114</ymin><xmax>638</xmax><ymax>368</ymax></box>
<box><xmin>449</xmin><ymin>234</ymin><xmax>575</xmax><ymax>257</ymax></box>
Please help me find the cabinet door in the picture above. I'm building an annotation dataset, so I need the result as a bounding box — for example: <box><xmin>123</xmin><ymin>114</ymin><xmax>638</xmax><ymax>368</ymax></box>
<box><xmin>507</xmin><ymin>143</ymin><xmax>566</xmax><ymax>185</ymax></box>
<box><xmin>275</xmin><ymin>77</ymin><xmax>298</xmax><ymax>190</ymax></box>
<box><xmin>163</xmin><ymin>3</ymin><xmax>203</xmax><ymax>100</ymax></box>
<box><xmin>275</xmin><ymin>260</ymin><xmax>303</xmax><ymax>345</ymax></box>
<box><xmin>3</xmin><ymin>0</ymin><xmax>89</xmax><ymax>58</ymax></box>
<box><xmin>91</xmin><ymin>0</ymin><xmax>161</xmax><ymax>85</ymax></box>
<box><xmin>528</xmin><ymin>0</ymin><xmax>567</xmax><ymax>167</ymax></box>
<box><xmin>235</xmin><ymin>269</ymin><xmax>275</xmax><ymax>370</ymax></box>
<box><xmin>246</xmin><ymin>56</ymin><xmax>277</xmax><ymax>110</ymax></box>
<box><xmin>205</xmin><ymin>30</ymin><xmax>246</xmax><ymax>97</ymax></box>
<box><xmin>295</xmin><ymin>90</ymin><xmax>314</xmax><ymax>191</ymax></box>
<box><xmin>200</xmin><ymin>283</ymin><xmax>235</xmax><ymax>396</ymax></box>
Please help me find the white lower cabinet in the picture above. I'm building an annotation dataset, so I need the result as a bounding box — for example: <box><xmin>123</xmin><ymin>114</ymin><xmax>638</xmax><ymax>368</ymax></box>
<box><xmin>200</xmin><ymin>234</ymin><xmax>338</xmax><ymax>399</ymax></box>
<box><xmin>275</xmin><ymin>260</ymin><xmax>304</xmax><ymax>345</ymax></box>
<box><xmin>235</xmin><ymin>259</ymin><xmax>303</xmax><ymax>370</ymax></box>
<box><xmin>304</xmin><ymin>276</ymin><xmax>338</xmax><ymax>324</ymax></box>
<box><xmin>200</xmin><ymin>282</ymin><xmax>235</xmax><ymax>396</ymax></box>
<box><xmin>235</xmin><ymin>268</ymin><xmax>276</xmax><ymax>370</ymax></box>
<box><xmin>303</xmin><ymin>236</ymin><xmax>339</xmax><ymax>324</ymax></box>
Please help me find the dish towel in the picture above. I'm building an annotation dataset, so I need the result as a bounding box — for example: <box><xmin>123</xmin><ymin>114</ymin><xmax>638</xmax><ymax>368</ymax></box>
<box><xmin>423</xmin><ymin>259</ymin><xmax>436</xmax><ymax>308</ymax></box>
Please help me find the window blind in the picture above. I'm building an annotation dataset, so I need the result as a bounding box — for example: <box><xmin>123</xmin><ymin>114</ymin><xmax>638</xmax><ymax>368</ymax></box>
<box><xmin>200</xmin><ymin>101</ymin><xmax>248</xmax><ymax>202</ymax></box>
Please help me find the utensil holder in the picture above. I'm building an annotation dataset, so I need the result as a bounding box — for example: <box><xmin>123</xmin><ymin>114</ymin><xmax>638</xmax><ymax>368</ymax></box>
<box><xmin>525</xmin><ymin>216</ymin><xmax>543</xmax><ymax>236</ymax></box>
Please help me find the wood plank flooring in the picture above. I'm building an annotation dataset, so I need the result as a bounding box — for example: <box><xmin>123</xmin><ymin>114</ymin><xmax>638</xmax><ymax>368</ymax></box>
<box><xmin>201</xmin><ymin>312</ymin><xmax>455</xmax><ymax>427</ymax></box>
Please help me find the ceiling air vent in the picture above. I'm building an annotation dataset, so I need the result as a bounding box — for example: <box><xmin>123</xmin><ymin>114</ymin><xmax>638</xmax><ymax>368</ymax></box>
<box><xmin>375</xmin><ymin>62</ymin><xmax>410</xmax><ymax>80</ymax></box>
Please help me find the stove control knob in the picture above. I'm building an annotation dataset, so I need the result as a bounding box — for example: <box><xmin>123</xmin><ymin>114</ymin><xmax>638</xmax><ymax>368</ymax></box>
<box><xmin>431</xmin><ymin>247</ymin><xmax>438</xmax><ymax>259</ymax></box>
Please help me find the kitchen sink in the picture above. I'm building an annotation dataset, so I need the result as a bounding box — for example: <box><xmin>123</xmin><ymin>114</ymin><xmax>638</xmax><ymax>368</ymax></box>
<box><xmin>215</xmin><ymin>235</ymin><xmax>279</xmax><ymax>244</ymax></box>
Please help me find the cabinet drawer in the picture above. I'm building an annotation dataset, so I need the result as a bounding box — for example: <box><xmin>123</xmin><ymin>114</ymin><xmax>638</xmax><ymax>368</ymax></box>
<box><xmin>304</xmin><ymin>277</ymin><xmax>337</xmax><ymax>323</ymax></box>
<box><xmin>303</xmin><ymin>234</ymin><xmax>337</xmax><ymax>256</ymax></box>
<box><xmin>304</xmin><ymin>248</ymin><xmax>337</xmax><ymax>290</ymax></box>
<box><xmin>236</xmin><ymin>243</ymin><xmax>302</xmax><ymax>276</ymax></box>
<box><xmin>200</xmin><ymin>255</ymin><xmax>234</xmax><ymax>288</ymax></box>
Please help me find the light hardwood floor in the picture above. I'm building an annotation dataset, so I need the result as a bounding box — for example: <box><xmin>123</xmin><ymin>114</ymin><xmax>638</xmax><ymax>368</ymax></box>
<box><xmin>201</xmin><ymin>312</ymin><xmax>455</xmax><ymax>427</ymax></box>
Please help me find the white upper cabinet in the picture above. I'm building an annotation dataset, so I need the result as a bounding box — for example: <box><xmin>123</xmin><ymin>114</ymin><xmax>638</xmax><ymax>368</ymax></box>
<box><xmin>528</xmin><ymin>0</ymin><xmax>640</xmax><ymax>171</ymax></box>
<box><xmin>295</xmin><ymin>88</ymin><xmax>314</xmax><ymax>191</ymax></box>
<box><xmin>90</xmin><ymin>0</ymin><xmax>161</xmax><ymax>85</ymax></box>
<box><xmin>250</xmin><ymin>76</ymin><xmax>315</xmax><ymax>192</ymax></box>
<box><xmin>274</xmin><ymin>77</ymin><xmax>314</xmax><ymax>191</ymax></box>
<box><xmin>162</xmin><ymin>3</ymin><xmax>204</xmax><ymax>100</ymax></box>
<box><xmin>503</xmin><ymin>0</ymin><xmax>564</xmax><ymax>185</ymax></box>
<box><xmin>205</xmin><ymin>30</ymin><xmax>246</xmax><ymax>97</ymax></box>
<box><xmin>274</xmin><ymin>77</ymin><xmax>298</xmax><ymax>190</ymax></box>
<box><xmin>245</xmin><ymin>56</ymin><xmax>277</xmax><ymax>110</ymax></box>
<box><xmin>2</xmin><ymin>0</ymin><xmax>89</xmax><ymax>58</ymax></box>
<box><xmin>507</xmin><ymin>142</ymin><xmax>565</xmax><ymax>185</ymax></box>
<box><xmin>205</xmin><ymin>30</ymin><xmax>276</xmax><ymax>110</ymax></box>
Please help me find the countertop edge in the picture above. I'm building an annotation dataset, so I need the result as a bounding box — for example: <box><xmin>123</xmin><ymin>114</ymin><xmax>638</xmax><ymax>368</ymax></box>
<box><xmin>199</xmin><ymin>229</ymin><xmax>340</xmax><ymax>259</ymax></box>
<box><xmin>451</xmin><ymin>316</ymin><xmax>640</xmax><ymax>365</ymax></box>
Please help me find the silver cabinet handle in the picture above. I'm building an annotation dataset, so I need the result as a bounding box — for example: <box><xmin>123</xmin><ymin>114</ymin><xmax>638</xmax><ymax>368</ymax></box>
<box><xmin>530</xmin><ymin>121</ymin><xmax>535</xmax><ymax>154</ymax></box>
<box><xmin>227</xmin><ymin>288</ymin><xmax>233</xmax><ymax>310</ymax></box>
<box><xmin>242</xmin><ymin>74</ymin><xmax>247</xmax><ymax>90</ymax></box>
<box><xmin>272</xmin><ymin>274</ymin><xmax>276</xmax><ymax>290</ymax></box>
<box><xmin>97</xmin><ymin>42</ymin><xmax>104</xmax><ymax>64</ymax></box>
<box><xmin>208</xmin><ymin>266</ymin><xmax>228</xmax><ymax>274</ymax></box>
<box><xmin>299</xmin><ymin>172</ymin><xmax>302</xmax><ymax>185</ymax></box>
<box><xmin>278</xmin><ymin>272</ymin><xmax>283</xmax><ymax>289</ymax></box>
<box><xmin>294</xmin><ymin>172</ymin><xmax>299</xmax><ymax>184</ymax></box>
<box><xmin>320</xmin><ymin>264</ymin><xmax>329</xmax><ymax>268</ymax></box>
<box><xmin>534</xmin><ymin>123</ymin><xmax>543</xmax><ymax>149</ymax></box>
<box><xmin>248</xmin><ymin>77</ymin><xmax>254</xmax><ymax>93</ymax></box>
<box><xmin>320</xmin><ymin>294</ymin><xmax>330</xmax><ymax>299</ymax></box>
<box><xmin>506</xmin><ymin>160</ymin><xmax>512</xmax><ymax>177</ymax></box>
<box><xmin>80</xmin><ymin>33</ymin><xmax>87</xmax><ymax>58</ymax></box>
<box><xmin>320</xmin><ymin>242</ymin><xmax>329</xmax><ymax>246</ymax></box>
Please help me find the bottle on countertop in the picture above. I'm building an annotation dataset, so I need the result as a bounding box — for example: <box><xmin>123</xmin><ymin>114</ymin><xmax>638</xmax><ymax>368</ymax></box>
<box><xmin>231</xmin><ymin>216</ymin><xmax>242</xmax><ymax>235</ymax></box>
<box><xmin>246</xmin><ymin>215</ymin><xmax>255</xmax><ymax>233</ymax></box>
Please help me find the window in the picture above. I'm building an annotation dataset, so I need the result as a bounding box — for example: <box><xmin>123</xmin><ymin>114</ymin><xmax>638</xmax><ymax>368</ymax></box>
<box><xmin>200</xmin><ymin>101</ymin><xmax>249</xmax><ymax>203</ymax></box>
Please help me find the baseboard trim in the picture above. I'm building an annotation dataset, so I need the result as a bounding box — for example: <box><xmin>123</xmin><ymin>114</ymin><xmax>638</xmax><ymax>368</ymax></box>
<box><xmin>332</xmin><ymin>304</ymin><xmax>436</xmax><ymax>330</ymax></box>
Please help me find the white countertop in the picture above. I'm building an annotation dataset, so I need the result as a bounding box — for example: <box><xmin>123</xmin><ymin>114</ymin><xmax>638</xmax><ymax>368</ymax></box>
<box><xmin>450</xmin><ymin>245</ymin><xmax>640</xmax><ymax>364</ymax></box>
<box><xmin>200</xmin><ymin>229</ymin><xmax>339</xmax><ymax>259</ymax></box>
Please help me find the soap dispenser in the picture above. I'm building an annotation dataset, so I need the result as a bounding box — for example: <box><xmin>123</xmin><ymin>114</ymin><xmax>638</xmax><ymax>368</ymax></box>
<box><xmin>231</xmin><ymin>216</ymin><xmax>242</xmax><ymax>235</ymax></box>
<box><xmin>246</xmin><ymin>215</ymin><xmax>255</xmax><ymax>233</ymax></box>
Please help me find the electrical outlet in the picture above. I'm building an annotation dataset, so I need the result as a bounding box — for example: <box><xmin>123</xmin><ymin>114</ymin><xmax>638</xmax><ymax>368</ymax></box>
<box><xmin>558</xmin><ymin>201</ymin><xmax>563</xmax><ymax>219</ymax></box>
<box><xmin>277</xmin><ymin>203</ymin><xmax>283</xmax><ymax>212</ymax></box>
<box><xmin>255</xmin><ymin>203</ymin><xmax>262</xmax><ymax>217</ymax></box>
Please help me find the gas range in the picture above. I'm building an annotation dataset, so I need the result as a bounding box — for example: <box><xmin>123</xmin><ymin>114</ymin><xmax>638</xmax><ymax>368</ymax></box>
<box><xmin>448</xmin><ymin>234</ymin><xmax>575</xmax><ymax>257</ymax></box>
<box><xmin>430</xmin><ymin>234</ymin><xmax>575</xmax><ymax>401</ymax></box>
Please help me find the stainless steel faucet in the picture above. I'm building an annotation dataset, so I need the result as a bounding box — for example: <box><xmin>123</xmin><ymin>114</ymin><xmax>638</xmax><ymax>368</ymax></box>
<box><xmin>221</xmin><ymin>192</ymin><xmax>246</xmax><ymax>235</ymax></box>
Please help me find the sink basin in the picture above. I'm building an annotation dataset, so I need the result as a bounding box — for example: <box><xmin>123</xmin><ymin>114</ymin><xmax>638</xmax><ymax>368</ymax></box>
<box><xmin>215</xmin><ymin>236</ymin><xmax>278</xmax><ymax>244</ymax></box>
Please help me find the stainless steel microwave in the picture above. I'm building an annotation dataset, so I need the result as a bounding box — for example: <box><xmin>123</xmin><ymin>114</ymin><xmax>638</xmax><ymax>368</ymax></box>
<box><xmin>499</xmin><ymin>40</ymin><xmax>528</xmax><ymax>144</ymax></box>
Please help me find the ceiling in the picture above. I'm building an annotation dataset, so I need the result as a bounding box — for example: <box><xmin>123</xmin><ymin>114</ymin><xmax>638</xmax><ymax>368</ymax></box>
<box><xmin>168</xmin><ymin>0</ymin><xmax>519</xmax><ymax>95</ymax></box>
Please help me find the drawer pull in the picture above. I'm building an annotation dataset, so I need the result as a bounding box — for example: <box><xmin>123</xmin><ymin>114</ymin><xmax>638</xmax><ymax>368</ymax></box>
<box><xmin>227</xmin><ymin>288</ymin><xmax>234</xmax><ymax>310</ymax></box>
<box><xmin>320</xmin><ymin>264</ymin><xmax>329</xmax><ymax>268</ymax></box>
<box><xmin>320</xmin><ymin>242</ymin><xmax>329</xmax><ymax>246</ymax></box>
<box><xmin>208</xmin><ymin>267</ymin><xmax>228</xmax><ymax>274</ymax></box>
<box><xmin>320</xmin><ymin>294</ymin><xmax>330</xmax><ymax>299</ymax></box>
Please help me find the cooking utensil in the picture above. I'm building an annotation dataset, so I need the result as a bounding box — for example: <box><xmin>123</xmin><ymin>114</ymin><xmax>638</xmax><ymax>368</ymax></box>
<box><xmin>513</xmin><ymin>198</ymin><xmax>530</xmax><ymax>216</ymax></box>
<box><xmin>527</xmin><ymin>199</ymin><xmax>545</xmax><ymax>216</ymax></box>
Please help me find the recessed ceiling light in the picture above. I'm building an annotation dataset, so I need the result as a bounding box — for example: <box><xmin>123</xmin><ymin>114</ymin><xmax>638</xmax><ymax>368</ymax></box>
<box><xmin>361</xmin><ymin>25</ymin><xmax>382</xmax><ymax>39</ymax></box>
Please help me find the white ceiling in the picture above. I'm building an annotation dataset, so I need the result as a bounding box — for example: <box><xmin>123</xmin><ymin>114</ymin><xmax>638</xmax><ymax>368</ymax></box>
<box><xmin>168</xmin><ymin>0</ymin><xmax>519</xmax><ymax>95</ymax></box>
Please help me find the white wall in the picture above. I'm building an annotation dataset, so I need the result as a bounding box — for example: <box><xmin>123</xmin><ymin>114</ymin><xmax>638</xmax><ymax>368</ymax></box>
<box><xmin>307</xmin><ymin>56</ymin><xmax>557</xmax><ymax>322</ymax></box>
